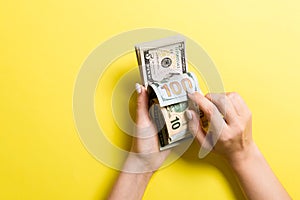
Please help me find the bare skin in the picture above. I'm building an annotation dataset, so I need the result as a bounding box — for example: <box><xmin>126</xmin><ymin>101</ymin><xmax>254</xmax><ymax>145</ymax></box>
<box><xmin>108</xmin><ymin>86</ymin><xmax>291</xmax><ymax>200</ymax></box>
<box><xmin>108</xmin><ymin>84</ymin><xmax>169</xmax><ymax>200</ymax></box>
<box><xmin>187</xmin><ymin>92</ymin><xmax>291</xmax><ymax>200</ymax></box>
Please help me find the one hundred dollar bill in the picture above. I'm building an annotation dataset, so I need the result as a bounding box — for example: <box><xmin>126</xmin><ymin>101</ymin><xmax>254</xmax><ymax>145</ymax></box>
<box><xmin>148</xmin><ymin>72</ymin><xmax>200</xmax><ymax>107</ymax></box>
<box><xmin>135</xmin><ymin>36</ymin><xmax>207</xmax><ymax>151</ymax></box>
<box><xmin>135</xmin><ymin>35</ymin><xmax>187</xmax><ymax>87</ymax></box>
<box><xmin>148</xmin><ymin>72</ymin><xmax>202</xmax><ymax>150</ymax></box>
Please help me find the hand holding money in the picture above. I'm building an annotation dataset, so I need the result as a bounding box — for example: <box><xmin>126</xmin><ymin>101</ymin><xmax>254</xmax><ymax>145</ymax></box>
<box><xmin>135</xmin><ymin>35</ymin><xmax>207</xmax><ymax>150</ymax></box>
<box><xmin>148</xmin><ymin>72</ymin><xmax>201</xmax><ymax>150</ymax></box>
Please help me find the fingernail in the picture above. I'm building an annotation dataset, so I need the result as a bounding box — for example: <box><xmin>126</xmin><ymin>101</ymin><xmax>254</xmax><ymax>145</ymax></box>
<box><xmin>187</xmin><ymin>90</ymin><xmax>194</xmax><ymax>94</ymax></box>
<box><xmin>187</xmin><ymin>93</ymin><xmax>193</xmax><ymax>99</ymax></box>
<box><xmin>187</xmin><ymin>91</ymin><xmax>195</xmax><ymax>98</ymax></box>
<box><xmin>186</xmin><ymin>110</ymin><xmax>193</xmax><ymax>120</ymax></box>
<box><xmin>135</xmin><ymin>83</ymin><xmax>142</xmax><ymax>94</ymax></box>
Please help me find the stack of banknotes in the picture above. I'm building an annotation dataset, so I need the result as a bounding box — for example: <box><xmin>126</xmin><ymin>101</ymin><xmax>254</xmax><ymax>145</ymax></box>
<box><xmin>135</xmin><ymin>35</ymin><xmax>205</xmax><ymax>150</ymax></box>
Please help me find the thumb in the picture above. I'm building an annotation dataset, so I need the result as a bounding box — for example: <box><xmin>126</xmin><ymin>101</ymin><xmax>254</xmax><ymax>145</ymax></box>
<box><xmin>186</xmin><ymin>109</ymin><xmax>216</xmax><ymax>159</ymax></box>
<box><xmin>135</xmin><ymin>83</ymin><xmax>151</xmax><ymax>126</ymax></box>
<box><xmin>186</xmin><ymin>110</ymin><xmax>205</xmax><ymax>145</ymax></box>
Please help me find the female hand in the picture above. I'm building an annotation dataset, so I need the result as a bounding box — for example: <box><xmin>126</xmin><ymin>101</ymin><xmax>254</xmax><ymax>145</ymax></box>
<box><xmin>123</xmin><ymin>83</ymin><xmax>170</xmax><ymax>173</ymax></box>
<box><xmin>186</xmin><ymin>92</ymin><xmax>253</xmax><ymax>163</ymax></box>
<box><xmin>108</xmin><ymin>84</ymin><xmax>170</xmax><ymax>200</ymax></box>
<box><xmin>186</xmin><ymin>92</ymin><xmax>291</xmax><ymax>200</ymax></box>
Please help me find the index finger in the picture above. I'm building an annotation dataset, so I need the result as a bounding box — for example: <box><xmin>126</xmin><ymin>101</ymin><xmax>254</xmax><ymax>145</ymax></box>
<box><xmin>226</xmin><ymin>92</ymin><xmax>251</xmax><ymax>118</ymax></box>
<box><xmin>188</xmin><ymin>92</ymin><xmax>218</xmax><ymax>121</ymax></box>
<box><xmin>205</xmin><ymin>93</ymin><xmax>237</xmax><ymax>124</ymax></box>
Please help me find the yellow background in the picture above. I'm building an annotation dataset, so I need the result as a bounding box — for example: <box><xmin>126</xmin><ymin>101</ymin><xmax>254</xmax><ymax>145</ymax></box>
<box><xmin>1</xmin><ymin>0</ymin><xmax>300</xmax><ymax>199</ymax></box>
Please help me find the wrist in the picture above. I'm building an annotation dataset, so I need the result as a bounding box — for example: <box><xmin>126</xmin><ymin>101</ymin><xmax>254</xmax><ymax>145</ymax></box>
<box><xmin>122</xmin><ymin>153</ymin><xmax>156</xmax><ymax>174</ymax></box>
<box><xmin>227</xmin><ymin>141</ymin><xmax>262</xmax><ymax>170</ymax></box>
<box><xmin>123</xmin><ymin>157</ymin><xmax>154</xmax><ymax>182</ymax></box>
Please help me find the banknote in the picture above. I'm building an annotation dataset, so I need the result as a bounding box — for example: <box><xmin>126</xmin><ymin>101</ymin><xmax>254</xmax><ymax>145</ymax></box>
<box><xmin>148</xmin><ymin>72</ymin><xmax>200</xmax><ymax>107</ymax></box>
<box><xmin>149</xmin><ymin>99</ymin><xmax>201</xmax><ymax>149</ymax></box>
<box><xmin>135</xmin><ymin>35</ymin><xmax>207</xmax><ymax>150</ymax></box>
<box><xmin>135</xmin><ymin>35</ymin><xmax>187</xmax><ymax>87</ymax></box>
<box><xmin>148</xmin><ymin>72</ymin><xmax>202</xmax><ymax>150</ymax></box>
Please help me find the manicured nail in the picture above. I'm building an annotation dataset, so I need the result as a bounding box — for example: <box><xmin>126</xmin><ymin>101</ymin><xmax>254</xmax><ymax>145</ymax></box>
<box><xmin>135</xmin><ymin>83</ymin><xmax>142</xmax><ymax>94</ymax></box>
<box><xmin>186</xmin><ymin>110</ymin><xmax>193</xmax><ymax>120</ymax></box>
<box><xmin>187</xmin><ymin>90</ymin><xmax>195</xmax><ymax>97</ymax></box>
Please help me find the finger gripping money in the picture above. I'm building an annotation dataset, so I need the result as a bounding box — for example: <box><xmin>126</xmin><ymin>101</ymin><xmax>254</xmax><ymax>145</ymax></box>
<box><xmin>135</xmin><ymin>35</ymin><xmax>202</xmax><ymax>150</ymax></box>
